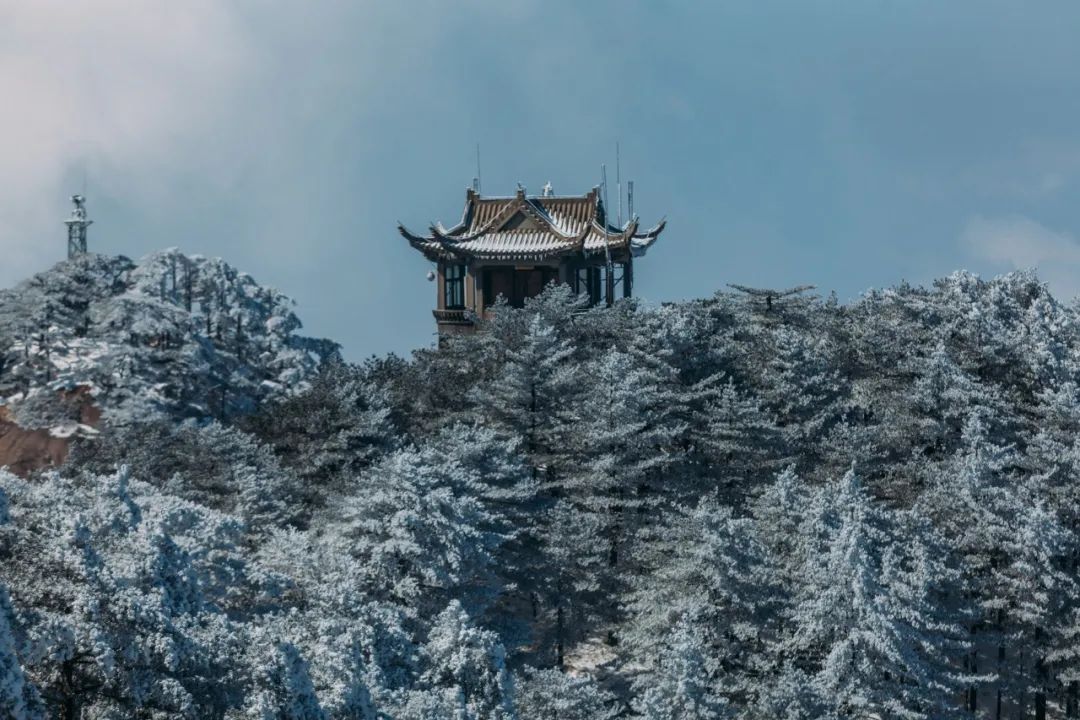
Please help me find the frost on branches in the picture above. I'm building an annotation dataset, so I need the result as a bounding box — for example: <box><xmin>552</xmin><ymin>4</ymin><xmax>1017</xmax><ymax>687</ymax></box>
<box><xmin>0</xmin><ymin>250</ymin><xmax>333</xmax><ymax>431</ymax></box>
<box><xmin>3</xmin><ymin>266</ymin><xmax>1080</xmax><ymax>717</ymax></box>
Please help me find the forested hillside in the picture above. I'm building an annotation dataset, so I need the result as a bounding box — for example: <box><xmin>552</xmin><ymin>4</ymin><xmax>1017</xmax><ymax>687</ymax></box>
<box><xmin>2</xmin><ymin>256</ymin><xmax>1080</xmax><ymax>718</ymax></box>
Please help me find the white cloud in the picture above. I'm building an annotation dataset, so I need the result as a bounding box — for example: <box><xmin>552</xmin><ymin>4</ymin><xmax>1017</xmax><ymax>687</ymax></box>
<box><xmin>0</xmin><ymin>1</ymin><xmax>525</xmax><ymax>279</ymax></box>
<box><xmin>961</xmin><ymin>214</ymin><xmax>1080</xmax><ymax>300</ymax></box>
<box><xmin>0</xmin><ymin>1</ymin><xmax>264</xmax><ymax>280</ymax></box>
<box><xmin>0</xmin><ymin>1</ymin><xmax>615</xmax><ymax>356</ymax></box>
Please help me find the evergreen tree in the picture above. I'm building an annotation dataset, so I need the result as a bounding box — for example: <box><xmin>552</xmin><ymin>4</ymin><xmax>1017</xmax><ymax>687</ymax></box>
<box><xmin>245</xmin><ymin>358</ymin><xmax>397</xmax><ymax>488</ymax></box>
<box><xmin>791</xmin><ymin>468</ymin><xmax>963</xmax><ymax>719</ymax></box>
<box><xmin>626</xmin><ymin>497</ymin><xmax>774</xmax><ymax>706</ymax></box>
<box><xmin>693</xmin><ymin>377</ymin><xmax>783</xmax><ymax>502</ymax></box>
<box><xmin>327</xmin><ymin>447</ymin><xmax>504</xmax><ymax>616</ymax></box>
<box><xmin>419</xmin><ymin>601</ymin><xmax>514</xmax><ymax>720</ymax></box>
<box><xmin>0</xmin><ymin>584</ymin><xmax>42</xmax><ymax>720</ymax></box>
<box><xmin>916</xmin><ymin>415</ymin><xmax>1029</xmax><ymax>715</ymax></box>
<box><xmin>245</xmin><ymin>642</ymin><xmax>327</xmax><ymax>720</ymax></box>
<box><xmin>563</xmin><ymin>346</ymin><xmax>683</xmax><ymax>603</ymax></box>
<box><xmin>514</xmin><ymin>667</ymin><xmax>620</xmax><ymax>720</ymax></box>
<box><xmin>468</xmin><ymin>313</ymin><xmax>580</xmax><ymax>485</ymax></box>
<box><xmin>757</xmin><ymin>326</ymin><xmax>846</xmax><ymax>475</ymax></box>
<box><xmin>635</xmin><ymin>616</ymin><xmax>730</xmax><ymax>720</ymax></box>
<box><xmin>540</xmin><ymin>500</ymin><xmax>606</xmax><ymax>669</ymax></box>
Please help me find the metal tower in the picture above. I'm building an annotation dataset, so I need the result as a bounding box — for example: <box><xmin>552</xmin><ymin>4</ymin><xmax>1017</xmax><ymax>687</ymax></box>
<box><xmin>65</xmin><ymin>194</ymin><xmax>92</xmax><ymax>259</ymax></box>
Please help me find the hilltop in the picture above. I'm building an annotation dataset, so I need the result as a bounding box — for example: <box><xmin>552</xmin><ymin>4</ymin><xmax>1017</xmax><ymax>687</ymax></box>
<box><xmin>0</xmin><ymin>250</ymin><xmax>333</xmax><ymax>472</ymax></box>
<box><xmin>2</xmin><ymin>259</ymin><xmax>1080</xmax><ymax>718</ymax></box>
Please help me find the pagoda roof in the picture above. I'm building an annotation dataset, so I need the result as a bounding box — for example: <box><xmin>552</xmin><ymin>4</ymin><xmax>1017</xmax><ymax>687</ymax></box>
<box><xmin>398</xmin><ymin>186</ymin><xmax>665</xmax><ymax>262</ymax></box>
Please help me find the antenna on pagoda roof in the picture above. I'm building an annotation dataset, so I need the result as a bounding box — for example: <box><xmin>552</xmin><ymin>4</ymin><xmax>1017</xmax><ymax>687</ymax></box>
<box><xmin>64</xmin><ymin>194</ymin><xmax>92</xmax><ymax>259</ymax></box>
<box><xmin>601</xmin><ymin>163</ymin><xmax>614</xmax><ymax>307</ymax></box>
<box><xmin>616</xmin><ymin>141</ymin><xmax>622</xmax><ymax>228</ymax></box>
<box><xmin>475</xmin><ymin>143</ymin><xmax>483</xmax><ymax>194</ymax></box>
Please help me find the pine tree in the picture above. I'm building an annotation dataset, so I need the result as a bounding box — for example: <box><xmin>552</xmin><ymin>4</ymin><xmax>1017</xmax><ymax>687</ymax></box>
<box><xmin>514</xmin><ymin>667</ymin><xmax>621</xmax><ymax>720</ymax></box>
<box><xmin>626</xmin><ymin>497</ymin><xmax>773</xmax><ymax>706</ymax></box>
<box><xmin>791</xmin><ymin>468</ymin><xmax>963</xmax><ymax>719</ymax></box>
<box><xmin>468</xmin><ymin>313</ymin><xmax>580</xmax><ymax>486</ymax></box>
<box><xmin>245</xmin><ymin>358</ymin><xmax>397</xmax><ymax>489</ymax></box>
<box><xmin>635</xmin><ymin>616</ymin><xmax>730</xmax><ymax>720</ymax></box>
<box><xmin>916</xmin><ymin>415</ymin><xmax>1028</xmax><ymax>715</ymax></box>
<box><xmin>563</xmin><ymin>346</ymin><xmax>683</xmax><ymax>599</ymax></box>
<box><xmin>327</xmin><ymin>447</ymin><xmax>504</xmax><ymax>615</ymax></box>
<box><xmin>693</xmin><ymin>376</ymin><xmax>783</xmax><ymax>502</ymax></box>
<box><xmin>420</xmin><ymin>600</ymin><xmax>514</xmax><ymax>720</ymax></box>
<box><xmin>246</xmin><ymin>642</ymin><xmax>327</xmax><ymax>720</ymax></box>
<box><xmin>749</xmin><ymin>466</ymin><xmax>812</xmax><ymax>594</ymax></box>
<box><xmin>757</xmin><ymin>326</ymin><xmax>846</xmax><ymax>475</ymax></box>
<box><xmin>0</xmin><ymin>584</ymin><xmax>41</xmax><ymax>720</ymax></box>
<box><xmin>1007</xmin><ymin>499</ymin><xmax>1080</xmax><ymax>719</ymax></box>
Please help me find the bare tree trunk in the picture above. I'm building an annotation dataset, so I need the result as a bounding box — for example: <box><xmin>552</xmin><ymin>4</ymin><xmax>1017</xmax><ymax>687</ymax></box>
<box><xmin>967</xmin><ymin>645</ymin><xmax>978</xmax><ymax>712</ymax></box>
<box><xmin>996</xmin><ymin>641</ymin><xmax>1004</xmax><ymax>720</ymax></box>
<box><xmin>1035</xmin><ymin>644</ymin><xmax>1047</xmax><ymax>720</ymax></box>
<box><xmin>60</xmin><ymin>659</ymin><xmax>80</xmax><ymax>720</ymax></box>
<box><xmin>556</xmin><ymin>600</ymin><xmax>565</xmax><ymax>670</ymax></box>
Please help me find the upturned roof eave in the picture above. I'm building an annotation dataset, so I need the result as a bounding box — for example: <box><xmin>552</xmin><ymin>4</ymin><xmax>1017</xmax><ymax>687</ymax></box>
<box><xmin>629</xmin><ymin>218</ymin><xmax>666</xmax><ymax>257</ymax></box>
<box><xmin>401</xmin><ymin>188</ymin><xmax>665</xmax><ymax>261</ymax></box>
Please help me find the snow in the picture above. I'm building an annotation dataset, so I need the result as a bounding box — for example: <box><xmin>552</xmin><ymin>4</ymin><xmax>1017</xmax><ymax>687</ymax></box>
<box><xmin>0</xmin><ymin>266</ymin><xmax>1079</xmax><ymax>718</ymax></box>
<box><xmin>0</xmin><ymin>251</ymin><xmax>334</xmax><ymax>429</ymax></box>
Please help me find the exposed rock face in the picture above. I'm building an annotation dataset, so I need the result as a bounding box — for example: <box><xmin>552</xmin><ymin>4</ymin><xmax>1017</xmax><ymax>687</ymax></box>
<box><xmin>0</xmin><ymin>387</ymin><xmax>100</xmax><ymax>476</ymax></box>
<box><xmin>0</xmin><ymin>419</ymin><xmax>71</xmax><ymax>476</ymax></box>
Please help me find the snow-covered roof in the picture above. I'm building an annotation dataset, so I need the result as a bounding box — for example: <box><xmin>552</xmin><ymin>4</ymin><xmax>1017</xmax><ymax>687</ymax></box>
<box><xmin>398</xmin><ymin>187</ymin><xmax>666</xmax><ymax>262</ymax></box>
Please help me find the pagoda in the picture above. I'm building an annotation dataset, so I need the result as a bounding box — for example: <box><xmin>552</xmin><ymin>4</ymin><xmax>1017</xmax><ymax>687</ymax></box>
<box><xmin>399</xmin><ymin>184</ymin><xmax>666</xmax><ymax>333</ymax></box>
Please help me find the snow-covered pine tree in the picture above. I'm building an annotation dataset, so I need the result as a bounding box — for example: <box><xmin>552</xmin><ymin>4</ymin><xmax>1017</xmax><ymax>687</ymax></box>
<box><xmin>0</xmin><ymin>250</ymin><xmax>331</xmax><ymax>429</ymax></box>
<box><xmin>749</xmin><ymin>466</ymin><xmax>812</xmax><ymax>596</ymax></box>
<box><xmin>916</xmin><ymin>414</ymin><xmax>1029</xmax><ymax>715</ymax></box>
<box><xmin>1025</xmin><ymin>379</ymin><xmax>1080</xmax><ymax>714</ymax></box>
<box><xmin>326</xmin><ymin>446</ymin><xmax>504</xmax><ymax>616</ymax></box>
<box><xmin>757</xmin><ymin>325</ymin><xmax>846</xmax><ymax>477</ymax></box>
<box><xmin>467</xmin><ymin>313</ymin><xmax>580</xmax><ymax>487</ymax></box>
<box><xmin>0</xmin><ymin>467</ymin><xmax>252</xmax><ymax>718</ymax></box>
<box><xmin>417</xmin><ymin>600</ymin><xmax>513</xmax><ymax>720</ymax></box>
<box><xmin>692</xmin><ymin>376</ymin><xmax>783</xmax><ymax>503</ymax></box>
<box><xmin>791</xmin><ymin>468</ymin><xmax>963</xmax><ymax>719</ymax></box>
<box><xmin>1004</xmin><ymin>499</ymin><xmax>1080</xmax><ymax>719</ymax></box>
<box><xmin>625</xmin><ymin>497</ymin><xmax>773</xmax><ymax>707</ymax></box>
<box><xmin>563</xmin><ymin>346</ymin><xmax>683</xmax><ymax>601</ymax></box>
<box><xmin>70</xmin><ymin>420</ymin><xmax>304</xmax><ymax>533</ymax></box>
<box><xmin>244</xmin><ymin>358</ymin><xmax>397</xmax><ymax>489</ymax></box>
<box><xmin>540</xmin><ymin>499</ymin><xmax>606</xmax><ymax>669</ymax></box>
<box><xmin>635</xmin><ymin>615</ymin><xmax>730</xmax><ymax>720</ymax></box>
<box><xmin>514</xmin><ymin>666</ymin><xmax>621</xmax><ymax>720</ymax></box>
<box><xmin>0</xmin><ymin>584</ymin><xmax>42</xmax><ymax>720</ymax></box>
<box><xmin>424</xmin><ymin>423</ymin><xmax>540</xmax><ymax>643</ymax></box>
<box><xmin>244</xmin><ymin>642</ymin><xmax>327</xmax><ymax>720</ymax></box>
<box><xmin>463</xmin><ymin>313</ymin><xmax>590</xmax><ymax>663</ymax></box>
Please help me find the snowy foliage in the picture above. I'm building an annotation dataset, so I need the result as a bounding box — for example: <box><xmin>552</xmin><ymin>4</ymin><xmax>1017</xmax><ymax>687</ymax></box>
<box><xmin>5</xmin><ymin>263</ymin><xmax>1080</xmax><ymax>716</ymax></box>
<box><xmin>0</xmin><ymin>251</ymin><xmax>332</xmax><ymax>431</ymax></box>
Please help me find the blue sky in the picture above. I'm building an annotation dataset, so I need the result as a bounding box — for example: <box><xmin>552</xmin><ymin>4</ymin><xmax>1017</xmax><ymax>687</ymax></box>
<box><xmin>4</xmin><ymin>1</ymin><xmax>1080</xmax><ymax>358</ymax></box>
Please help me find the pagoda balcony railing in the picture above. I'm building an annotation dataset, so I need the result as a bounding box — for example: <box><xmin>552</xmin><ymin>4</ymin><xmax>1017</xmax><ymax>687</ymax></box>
<box><xmin>433</xmin><ymin>308</ymin><xmax>475</xmax><ymax>325</ymax></box>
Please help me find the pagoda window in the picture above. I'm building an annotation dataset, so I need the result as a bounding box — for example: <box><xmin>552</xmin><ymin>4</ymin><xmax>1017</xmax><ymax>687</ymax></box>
<box><xmin>444</xmin><ymin>264</ymin><xmax>466</xmax><ymax>309</ymax></box>
<box><xmin>483</xmin><ymin>268</ymin><xmax>513</xmax><ymax>308</ymax></box>
<box><xmin>483</xmin><ymin>267</ymin><xmax>557</xmax><ymax>308</ymax></box>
